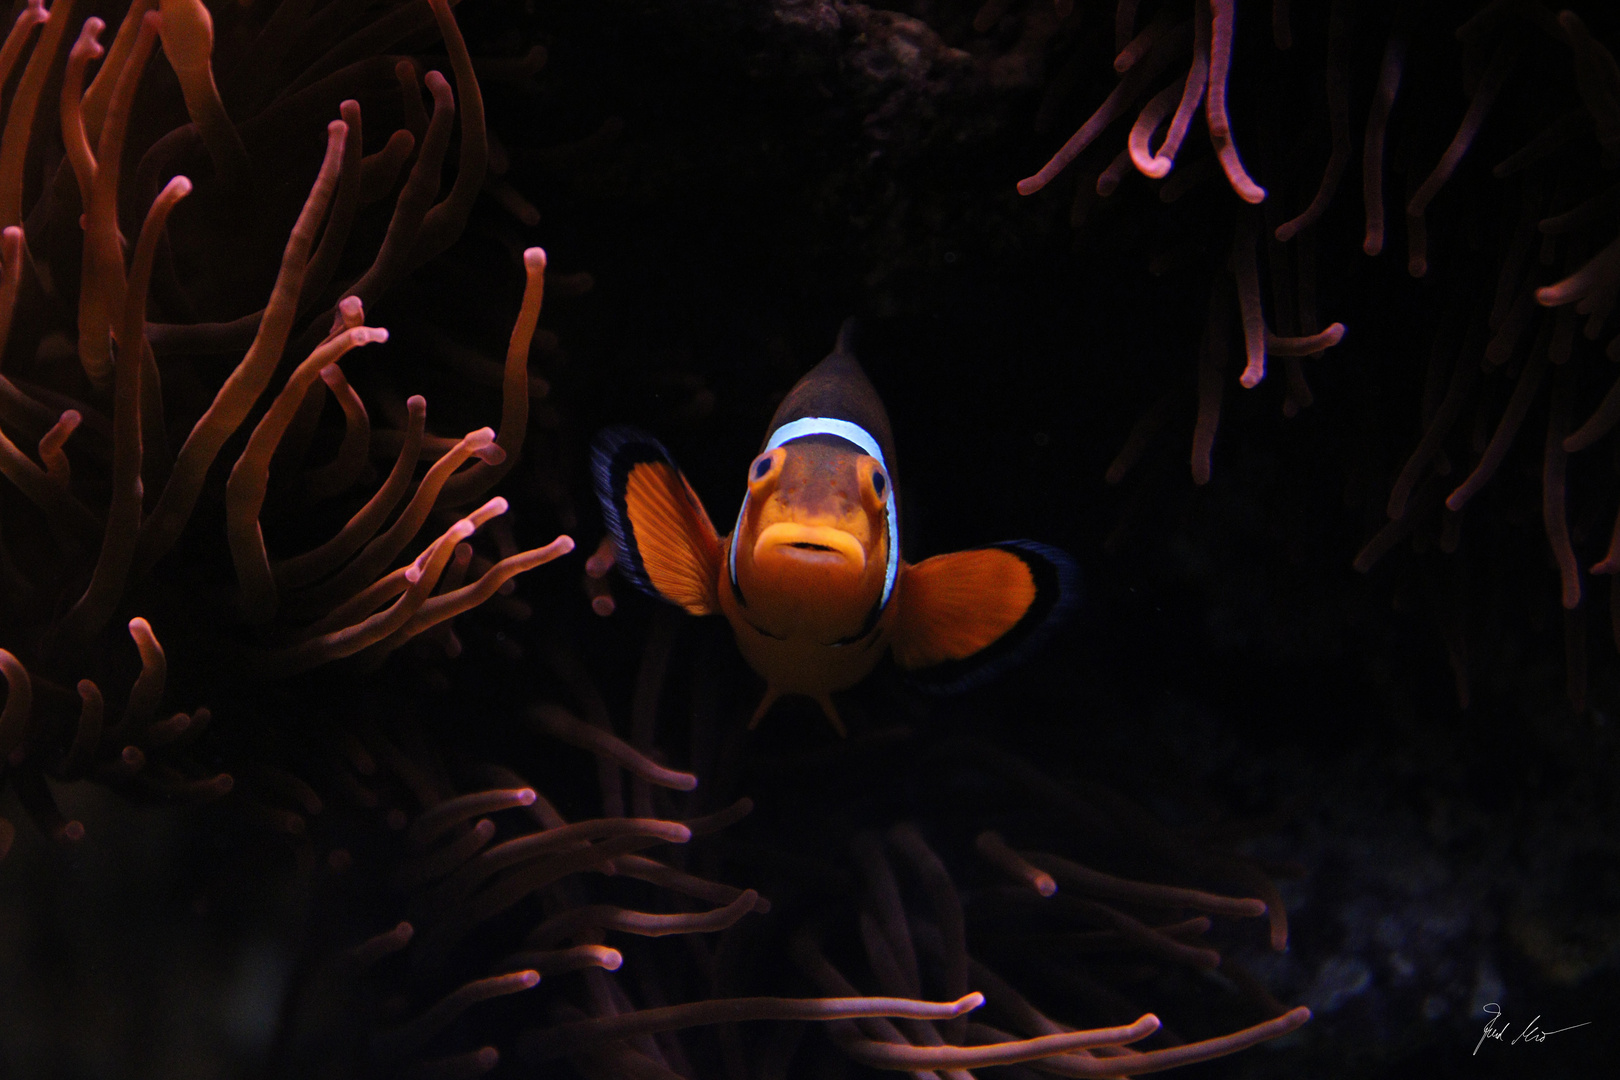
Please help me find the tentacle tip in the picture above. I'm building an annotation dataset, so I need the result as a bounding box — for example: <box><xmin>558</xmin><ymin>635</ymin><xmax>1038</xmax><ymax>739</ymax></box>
<box><xmin>328</xmin><ymin>118</ymin><xmax>348</xmax><ymax>138</ymax></box>
<box><xmin>524</xmin><ymin>247</ymin><xmax>547</xmax><ymax>271</ymax></box>
<box><xmin>166</xmin><ymin>175</ymin><xmax>194</xmax><ymax>198</ymax></box>
<box><xmin>590</xmin><ymin>595</ymin><xmax>616</xmax><ymax>616</ymax></box>
<box><xmin>1035</xmin><ymin>876</ymin><xmax>1057</xmax><ymax>896</ymax></box>
<box><xmin>1015</xmin><ymin>177</ymin><xmax>1044</xmax><ymax>197</ymax></box>
<box><xmin>58</xmin><ymin>821</ymin><xmax>86</xmax><ymax>843</ymax></box>
<box><xmin>1275</xmin><ymin>223</ymin><xmax>1298</xmax><ymax>242</ymax></box>
<box><xmin>1239</xmin><ymin>367</ymin><xmax>1264</xmax><ymax>389</ymax></box>
<box><xmin>955</xmin><ymin>992</ymin><xmax>986</xmax><ymax>1014</ymax></box>
<box><xmin>128</xmin><ymin>616</ymin><xmax>152</xmax><ymax>634</ymax></box>
<box><xmin>516</xmin><ymin>787</ymin><xmax>537</xmax><ymax>805</ymax></box>
<box><xmin>518</xmin><ymin>970</ymin><xmax>541</xmax><ymax>988</ymax></box>
<box><xmin>554</xmin><ymin>535</ymin><xmax>576</xmax><ymax>556</ymax></box>
<box><xmin>601</xmin><ymin>949</ymin><xmax>623</xmax><ymax>970</ymax></box>
<box><xmin>407</xmin><ymin>394</ymin><xmax>427</xmax><ymax>412</ymax></box>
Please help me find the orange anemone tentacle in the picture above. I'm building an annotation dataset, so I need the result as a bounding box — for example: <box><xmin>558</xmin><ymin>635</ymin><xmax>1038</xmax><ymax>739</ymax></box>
<box><xmin>135</xmin><ymin>118</ymin><xmax>348</xmax><ymax>575</ymax></box>
<box><xmin>227</xmin><ymin>321</ymin><xmax>389</xmax><ymax>624</ymax></box>
<box><xmin>440</xmin><ymin>248</ymin><xmax>545</xmax><ymax>506</ymax></box>
<box><xmin>56</xmin><ymin>174</ymin><xmax>190</xmax><ymax>648</ymax></box>
<box><xmin>78</xmin><ymin>8</ymin><xmax>160</xmax><ymax>386</ymax></box>
<box><xmin>158</xmin><ymin>0</ymin><xmax>249</xmax><ymax>184</ymax></box>
<box><xmin>58</xmin><ymin>17</ymin><xmax>104</xmax><ymax>209</ymax></box>
<box><xmin>274</xmin><ymin>396</ymin><xmax>426</xmax><ymax>590</ymax></box>
<box><xmin>0</xmin><ymin>0</ymin><xmax>75</xmax><ymax>229</ymax></box>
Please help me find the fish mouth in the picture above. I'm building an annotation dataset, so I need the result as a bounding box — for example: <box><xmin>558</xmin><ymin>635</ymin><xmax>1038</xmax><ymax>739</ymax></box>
<box><xmin>754</xmin><ymin>523</ymin><xmax>866</xmax><ymax>570</ymax></box>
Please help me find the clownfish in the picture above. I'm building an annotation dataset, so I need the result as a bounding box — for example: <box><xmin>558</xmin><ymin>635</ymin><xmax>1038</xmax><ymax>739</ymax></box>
<box><xmin>590</xmin><ymin>322</ymin><xmax>1076</xmax><ymax>734</ymax></box>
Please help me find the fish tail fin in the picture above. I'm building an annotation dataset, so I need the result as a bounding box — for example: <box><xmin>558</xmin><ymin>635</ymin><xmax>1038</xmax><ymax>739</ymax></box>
<box><xmin>891</xmin><ymin>541</ymin><xmax>1078</xmax><ymax>694</ymax></box>
<box><xmin>589</xmin><ymin>426</ymin><xmax>723</xmax><ymax>615</ymax></box>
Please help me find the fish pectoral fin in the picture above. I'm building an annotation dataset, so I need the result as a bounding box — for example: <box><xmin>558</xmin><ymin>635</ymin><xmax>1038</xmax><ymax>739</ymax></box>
<box><xmin>891</xmin><ymin>541</ymin><xmax>1078</xmax><ymax>692</ymax></box>
<box><xmin>591</xmin><ymin>427</ymin><xmax>723</xmax><ymax>615</ymax></box>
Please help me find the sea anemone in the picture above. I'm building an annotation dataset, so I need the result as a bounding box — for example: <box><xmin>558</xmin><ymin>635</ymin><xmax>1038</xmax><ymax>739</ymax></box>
<box><xmin>0</xmin><ymin>0</ymin><xmax>569</xmax><ymax>853</ymax></box>
<box><xmin>976</xmin><ymin>2</ymin><xmax>1620</xmax><ymax>707</ymax></box>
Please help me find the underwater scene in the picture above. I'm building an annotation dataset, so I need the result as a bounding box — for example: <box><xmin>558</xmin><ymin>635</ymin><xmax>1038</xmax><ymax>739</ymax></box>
<box><xmin>0</xmin><ymin>1</ymin><xmax>1616</xmax><ymax>1077</ymax></box>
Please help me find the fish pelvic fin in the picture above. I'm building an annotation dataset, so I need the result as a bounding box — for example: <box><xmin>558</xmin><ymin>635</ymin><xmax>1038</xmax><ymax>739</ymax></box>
<box><xmin>815</xmin><ymin>693</ymin><xmax>848</xmax><ymax>738</ymax></box>
<box><xmin>891</xmin><ymin>541</ymin><xmax>1078</xmax><ymax>694</ymax></box>
<box><xmin>746</xmin><ymin>686</ymin><xmax>848</xmax><ymax>738</ymax></box>
<box><xmin>747</xmin><ymin>685</ymin><xmax>783</xmax><ymax>729</ymax></box>
<box><xmin>590</xmin><ymin>427</ymin><xmax>723</xmax><ymax>615</ymax></box>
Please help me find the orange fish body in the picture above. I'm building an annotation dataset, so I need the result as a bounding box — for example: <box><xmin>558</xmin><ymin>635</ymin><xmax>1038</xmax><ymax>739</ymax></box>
<box><xmin>592</xmin><ymin>323</ymin><xmax>1074</xmax><ymax>733</ymax></box>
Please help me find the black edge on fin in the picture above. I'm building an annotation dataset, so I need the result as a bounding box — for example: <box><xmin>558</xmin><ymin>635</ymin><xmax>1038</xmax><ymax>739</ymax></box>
<box><xmin>588</xmin><ymin>425</ymin><xmax>685</xmax><ymax>603</ymax></box>
<box><xmin>906</xmin><ymin>540</ymin><xmax>1080</xmax><ymax>696</ymax></box>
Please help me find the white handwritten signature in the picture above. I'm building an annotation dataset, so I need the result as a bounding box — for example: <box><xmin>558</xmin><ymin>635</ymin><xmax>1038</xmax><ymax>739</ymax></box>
<box><xmin>1474</xmin><ymin>1003</ymin><xmax>1591</xmax><ymax>1055</ymax></box>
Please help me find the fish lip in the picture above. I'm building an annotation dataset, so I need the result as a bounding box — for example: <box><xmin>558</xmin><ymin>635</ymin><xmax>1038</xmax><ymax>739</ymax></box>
<box><xmin>753</xmin><ymin>523</ymin><xmax>866</xmax><ymax>569</ymax></box>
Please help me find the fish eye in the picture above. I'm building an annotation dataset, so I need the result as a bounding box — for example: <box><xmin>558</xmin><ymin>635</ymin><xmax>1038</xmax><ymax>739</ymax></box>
<box><xmin>871</xmin><ymin>470</ymin><xmax>887</xmax><ymax>497</ymax></box>
<box><xmin>748</xmin><ymin>449</ymin><xmax>785</xmax><ymax>492</ymax></box>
